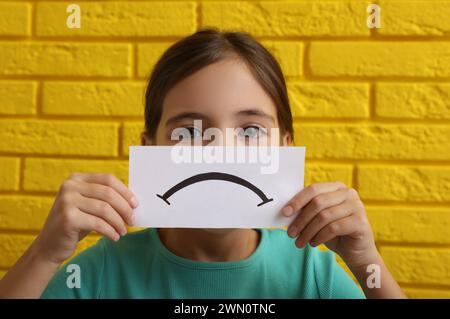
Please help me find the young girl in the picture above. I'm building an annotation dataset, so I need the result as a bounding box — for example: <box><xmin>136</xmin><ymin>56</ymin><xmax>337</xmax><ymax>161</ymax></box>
<box><xmin>0</xmin><ymin>29</ymin><xmax>405</xmax><ymax>299</ymax></box>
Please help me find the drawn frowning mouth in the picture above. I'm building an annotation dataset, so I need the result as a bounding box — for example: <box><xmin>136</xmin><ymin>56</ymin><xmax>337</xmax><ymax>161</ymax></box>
<box><xmin>156</xmin><ymin>172</ymin><xmax>274</xmax><ymax>207</ymax></box>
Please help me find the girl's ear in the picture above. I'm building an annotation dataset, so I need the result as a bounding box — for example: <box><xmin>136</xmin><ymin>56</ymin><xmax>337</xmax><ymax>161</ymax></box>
<box><xmin>140</xmin><ymin>132</ymin><xmax>153</xmax><ymax>146</ymax></box>
<box><xmin>282</xmin><ymin>132</ymin><xmax>293</xmax><ymax>146</ymax></box>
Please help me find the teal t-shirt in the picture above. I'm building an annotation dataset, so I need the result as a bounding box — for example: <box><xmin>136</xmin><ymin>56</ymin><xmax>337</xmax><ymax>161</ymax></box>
<box><xmin>41</xmin><ymin>228</ymin><xmax>365</xmax><ymax>299</ymax></box>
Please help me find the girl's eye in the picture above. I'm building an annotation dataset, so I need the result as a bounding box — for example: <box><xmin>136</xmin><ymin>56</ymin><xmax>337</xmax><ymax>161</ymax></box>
<box><xmin>183</xmin><ymin>126</ymin><xmax>202</xmax><ymax>139</ymax></box>
<box><xmin>237</xmin><ymin>126</ymin><xmax>267</xmax><ymax>139</ymax></box>
<box><xmin>171</xmin><ymin>126</ymin><xmax>202</xmax><ymax>140</ymax></box>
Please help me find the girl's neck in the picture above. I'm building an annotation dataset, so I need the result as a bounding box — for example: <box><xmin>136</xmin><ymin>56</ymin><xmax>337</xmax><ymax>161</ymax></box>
<box><xmin>157</xmin><ymin>228</ymin><xmax>261</xmax><ymax>262</ymax></box>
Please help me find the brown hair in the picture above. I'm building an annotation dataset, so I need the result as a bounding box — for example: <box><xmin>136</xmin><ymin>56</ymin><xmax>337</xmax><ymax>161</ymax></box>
<box><xmin>144</xmin><ymin>28</ymin><xmax>293</xmax><ymax>140</ymax></box>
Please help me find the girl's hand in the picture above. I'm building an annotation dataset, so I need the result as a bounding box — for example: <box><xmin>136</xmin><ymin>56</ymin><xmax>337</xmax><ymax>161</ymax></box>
<box><xmin>282</xmin><ymin>181</ymin><xmax>379</xmax><ymax>269</ymax></box>
<box><xmin>33</xmin><ymin>173</ymin><xmax>138</xmax><ymax>266</ymax></box>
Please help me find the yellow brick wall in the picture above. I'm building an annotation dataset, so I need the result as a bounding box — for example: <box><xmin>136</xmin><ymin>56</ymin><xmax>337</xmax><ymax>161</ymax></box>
<box><xmin>0</xmin><ymin>0</ymin><xmax>449</xmax><ymax>298</ymax></box>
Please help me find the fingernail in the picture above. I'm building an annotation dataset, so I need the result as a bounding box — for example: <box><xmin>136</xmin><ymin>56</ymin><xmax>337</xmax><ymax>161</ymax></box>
<box><xmin>288</xmin><ymin>226</ymin><xmax>298</xmax><ymax>238</ymax></box>
<box><xmin>282</xmin><ymin>206</ymin><xmax>294</xmax><ymax>217</ymax></box>
<box><xmin>295</xmin><ymin>239</ymin><xmax>304</xmax><ymax>248</ymax></box>
<box><xmin>130</xmin><ymin>196</ymin><xmax>139</xmax><ymax>208</ymax></box>
<box><xmin>120</xmin><ymin>228</ymin><xmax>128</xmax><ymax>236</ymax></box>
<box><xmin>130</xmin><ymin>213</ymin><xmax>136</xmax><ymax>226</ymax></box>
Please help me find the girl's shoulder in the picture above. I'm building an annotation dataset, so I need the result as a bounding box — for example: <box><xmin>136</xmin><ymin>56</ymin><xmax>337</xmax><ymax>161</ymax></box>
<box><xmin>99</xmin><ymin>228</ymin><xmax>158</xmax><ymax>256</ymax></box>
<box><xmin>262</xmin><ymin>228</ymin><xmax>338</xmax><ymax>270</ymax></box>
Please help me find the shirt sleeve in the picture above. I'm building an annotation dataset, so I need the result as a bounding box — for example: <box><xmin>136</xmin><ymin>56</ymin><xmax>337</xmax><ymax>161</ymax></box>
<box><xmin>40</xmin><ymin>238</ymin><xmax>106</xmax><ymax>299</ymax></box>
<box><xmin>312</xmin><ymin>248</ymin><xmax>366</xmax><ymax>299</ymax></box>
<box><xmin>330</xmin><ymin>262</ymin><xmax>366</xmax><ymax>299</ymax></box>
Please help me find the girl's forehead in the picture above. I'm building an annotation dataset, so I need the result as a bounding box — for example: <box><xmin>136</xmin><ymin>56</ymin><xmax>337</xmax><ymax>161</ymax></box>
<box><xmin>161</xmin><ymin>60</ymin><xmax>278</xmax><ymax>120</ymax></box>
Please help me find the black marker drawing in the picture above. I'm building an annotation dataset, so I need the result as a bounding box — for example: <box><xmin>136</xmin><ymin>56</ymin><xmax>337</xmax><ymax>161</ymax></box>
<box><xmin>156</xmin><ymin>172</ymin><xmax>273</xmax><ymax>207</ymax></box>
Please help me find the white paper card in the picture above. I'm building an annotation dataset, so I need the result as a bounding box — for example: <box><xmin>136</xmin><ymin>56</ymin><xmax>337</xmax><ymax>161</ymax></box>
<box><xmin>129</xmin><ymin>146</ymin><xmax>305</xmax><ymax>228</ymax></box>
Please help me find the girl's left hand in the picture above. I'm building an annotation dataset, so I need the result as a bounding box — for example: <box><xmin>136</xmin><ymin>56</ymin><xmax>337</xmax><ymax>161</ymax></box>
<box><xmin>282</xmin><ymin>181</ymin><xmax>380</xmax><ymax>269</ymax></box>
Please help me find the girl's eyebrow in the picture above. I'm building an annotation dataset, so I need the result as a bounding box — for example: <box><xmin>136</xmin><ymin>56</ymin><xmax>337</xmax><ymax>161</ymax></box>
<box><xmin>235</xmin><ymin>109</ymin><xmax>275</xmax><ymax>123</ymax></box>
<box><xmin>165</xmin><ymin>112</ymin><xmax>206</xmax><ymax>126</ymax></box>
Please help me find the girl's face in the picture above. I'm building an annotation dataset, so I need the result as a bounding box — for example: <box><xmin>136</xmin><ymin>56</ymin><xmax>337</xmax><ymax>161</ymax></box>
<box><xmin>141</xmin><ymin>58</ymin><xmax>292</xmax><ymax>147</ymax></box>
<box><xmin>141</xmin><ymin>58</ymin><xmax>292</xmax><ymax>235</ymax></box>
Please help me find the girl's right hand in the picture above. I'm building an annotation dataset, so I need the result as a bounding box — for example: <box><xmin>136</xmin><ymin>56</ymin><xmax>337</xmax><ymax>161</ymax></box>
<box><xmin>33</xmin><ymin>173</ymin><xmax>138</xmax><ymax>266</ymax></box>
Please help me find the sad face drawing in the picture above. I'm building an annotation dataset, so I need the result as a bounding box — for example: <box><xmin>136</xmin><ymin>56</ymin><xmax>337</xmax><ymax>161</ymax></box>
<box><xmin>156</xmin><ymin>172</ymin><xmax>274</xmax><ymax>207</ymax></box>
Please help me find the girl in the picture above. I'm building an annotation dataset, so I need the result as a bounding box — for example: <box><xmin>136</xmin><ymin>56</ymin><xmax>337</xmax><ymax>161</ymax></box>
<box><xmin>0</xmin><ymin>29</ymin><xmax>405</xmax><ymax>299</ymax></box>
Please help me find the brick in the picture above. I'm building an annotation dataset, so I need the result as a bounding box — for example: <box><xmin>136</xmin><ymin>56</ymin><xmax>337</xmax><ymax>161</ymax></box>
<box><xmin>380</xmin><ymin>246</ymin><xmax>450</xmax><ymax>286</ymax></box>
<box><xmin>0</xmin><ymin>234</ymin><xmax>36</xmax><ymax>268</ymax></box>
<box><xmin>0</xmin><ymin>157</ymin><xmax>20</xmax><ymax>191</ymax></box>
<box><xmin>0</xmin><ymin>81</ymin><xmax>37</xmax><ymax>115</ymax></box>
<box><xmin>36</xmin><ymin>1</ymin><xmax>196</xmax><ymax>37</ymax></box>
<box><xmin>42</xmin><ymin>82</ymin><xmax>145</xmax><ymax>116</ymax></box>
<box><xmin>261</xmin><ymin>42</ymin><xmax>303</xmax><ymax>78</ymax></box>
<box><xmin>358</xmin><ymin>165</ymin><xmax>450</xmax><ymax>202</ymax></box>
<box><xmin>378</xmin><ymin>0</ymin><xmax>450</xmax><ymax>36</ymax></box>
<box><xmin>367</xmin><ymin>206</ymin><xmax>450</xmax><ymax>243</ymax></box>
<box><xmin>404</xmin><ymin>288</ymin><xmax>450</xmax><ymax>299</ymax></box>
<box><xmin>309</xmin><ymin>42</ymin><xmax>450</xmax><ymax>78</ymax></box>
<box><xmin>121</xmin><ymin>122</ymin><xmax>145</xmax><ymax>156</ymax></box>
<box><xmin>0</xmin><ymin>42</ymin><xmax>131</xmax><ymax>77</ymax></box>
<box><xmin>137</xmin><ymin>43</ymin><xmax>173</xmax><ymax>78</ymax></box>
<box><xmin>0</xmin><ymin>2</ymin><xmax>30</xmax><ymax>36</ymax></box>
<box><xmin>0</xmin><ymin>120</ymin><xmax>119</xmax><ymax>156</ymax></box>
<box><xmin>293</xmin><ymin>124</ymin><xmax>450</xmax><ymax>160</ymax></box>
<box><xmin>305</xmin><ymin>163</ymin><xmax>353</xmax><ymax>187</ymax></box>
<box><xmin>0</xmin><ymin>196</ymin><xmax>53</xmax><ymax>231</ymax></box>
<box><xmin>289</xmin><ymin>83</ymin><xmax>369</xmax><ymax>118</ymax></box>
<box><xmin>24</xmin><ymin>158</ymin><xmax>129</xmax><ymax>192</ymax></box>
<box><xmin>0</xmin><ymin>233</ymin><xmax>99</xmax><ymax>269</ymax></box>
<box><xmin>376</xmin><ymin>83</ymin><xmax>450</xmax><ymax>119</ymax></box>
<box><xmin>202</xmin><ymin>1</ymin><xmax>369</xmax><ymax>37</ymax></box>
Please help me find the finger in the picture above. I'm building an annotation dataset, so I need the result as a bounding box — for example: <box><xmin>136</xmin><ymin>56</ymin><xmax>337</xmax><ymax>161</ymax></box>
<box><xmin>293</xmin><ymin>200</ymin><xmax>358</xmax><ymax>247</ymax></box>
<box><xmin>287</xmin><ymin>187</ymin><xmax>351</xmax><ymax>238</ymax></box>
<box><xmin>309</xmin><ymin>215</ymin><xmax>362</xmax><ymax>247</ymax></box>
<box><xmin>77</xmin><ymin>194</ymin><xmax>128</xmax><ymax>236</ymax></box>
<box><xmin>281</xmin><ymin>181</ymin><xmax>347</xmax><ymax>217</ymax></box>
<box><xmin>74</xmin><ymin>180</ymin><xmax>135</xmax><ymax>226</ymax></box>
<box><xmin>75</xmin><ymin>210</ymin><xmax>121</xmax><ymax>242</ymax></box>
<box><xmin>70</xmin><ymin>173</ymin><xmax>138</xmax><ymax>209</ymax></box>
